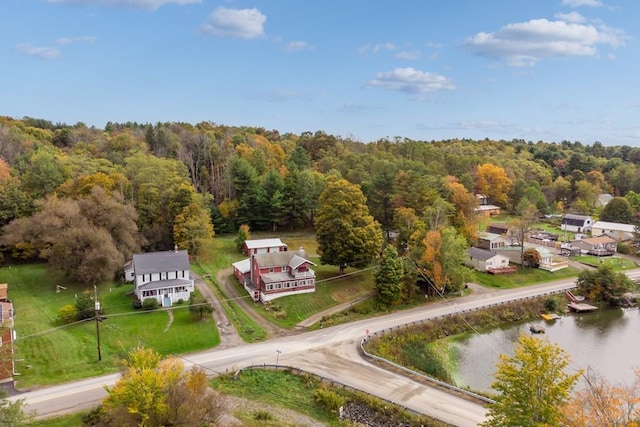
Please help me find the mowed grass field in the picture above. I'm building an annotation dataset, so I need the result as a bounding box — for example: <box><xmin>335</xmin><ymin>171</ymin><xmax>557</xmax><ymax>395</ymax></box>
<box><xmin>0</xmin><ymin>264</ymin><xmax>219</xmax><ymax>388</ymax></box>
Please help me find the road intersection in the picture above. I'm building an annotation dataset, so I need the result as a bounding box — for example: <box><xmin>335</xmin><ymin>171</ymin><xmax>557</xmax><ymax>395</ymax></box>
<box><xmin>14</xmin><ymin>270</ymin><xmax>640</xmax><ymax>426</ymax></box>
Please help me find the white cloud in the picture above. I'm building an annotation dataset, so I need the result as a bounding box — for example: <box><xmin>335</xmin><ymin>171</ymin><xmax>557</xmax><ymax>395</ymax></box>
<box><xmin>366</xmin><ymin>67</ymin><xmax>455</xmax><ymax>99</ymax></box>
<box><xmin>465</xmin><ymin>18</ymin><xmax>627</xmax><ymax>67</ymax></box>
<box><xmin>284</xmin><ymin>41</ymin><xmax>313</xmax><ymax>53</ymax></box>
<box><xmin>554</xmin><ymin>11</ymin><xmax>587</xmax><ymax>23</ymax></box>
<box><xmin>396</xmin><ymin>51</ymin><xmax>420</xmax><ymax>60</ymax></box>
<box><xmin>46</xmin><ymin>0</ymin><xmax>200</xmax><ymax>10</ymax></box>
<box><xmin>561</xmin><ymin>0</ymin><xmax>603</xmax><ymax>7</ymax></box>
<box><xmin>357</xmin><ymin>42</ymin><xmax>396</xmax><ymax>57</ymax></box>
<box><xmin>15</xmin><ymin>44</ymin><xmax>61</xmax><ymax>59</ymax></box>
<box><xmin>199</xmin><ymin>7</ymin><xmax>266</xmax><ymax>39</ymax></box>
<box><xmin>56</xmin><ymin>36</ymin><xmax>96</xmax><ymax>45</ymax></box>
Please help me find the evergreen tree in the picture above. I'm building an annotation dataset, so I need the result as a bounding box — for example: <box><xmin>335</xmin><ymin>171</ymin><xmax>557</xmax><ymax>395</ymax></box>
<box><xmin>375</xmin><ymin>245</ymin><xmax>404</xmax><ymax>306</ymax></box>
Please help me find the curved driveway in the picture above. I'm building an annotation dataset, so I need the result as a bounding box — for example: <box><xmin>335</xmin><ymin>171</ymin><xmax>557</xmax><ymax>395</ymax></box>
<box><xmin>15</xmin><ymin>270</ymin><xmax>640</xmax><ymax>426</ymax></box>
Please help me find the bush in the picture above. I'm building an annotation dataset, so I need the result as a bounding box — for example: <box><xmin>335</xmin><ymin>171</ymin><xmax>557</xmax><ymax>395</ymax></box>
<box><xmin>142</xmin><ymin>298</ymin><xmax>159</xmax><ymax>311</ymax></box>
<box><xmin>132</xmin><ymin>298</ymin><xmax>142</xmax><ymax>310</ymax></box>
<box><xmin>544</xmin><ymin>297</ymin><xmax>558</xmax><ymax>312</ymax></box>
<box><xmin>314</xmin><ymin>387</ymin><xmax>346</xmax><ymax>413</ymax></box>
<box><xmin>59</xmin><ymin>304</ymin><xmax>78</xmax><ymax>324</ymax></box>
<box><xmin>617</xmin><ymin>243</ymin><xmax>632</xmax><ymax>255</ymax></box>
<box><xmin>176</xmin><ymin>299</ymin><xmax>184</xmax><ymax>305</ymax></box>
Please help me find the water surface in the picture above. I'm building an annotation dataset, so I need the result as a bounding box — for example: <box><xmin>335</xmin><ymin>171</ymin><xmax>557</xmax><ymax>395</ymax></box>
<box><xmin>453</xmin><ymin>308</ymin><xmax>640</xmax><ymax>392</ymax></box>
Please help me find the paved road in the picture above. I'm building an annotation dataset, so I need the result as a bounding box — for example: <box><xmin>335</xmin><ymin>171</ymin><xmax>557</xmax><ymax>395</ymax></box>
<box><xmin>15</xmin><ymin>270</ymin><xmax>629</xmax><ymax>426</ymax></box>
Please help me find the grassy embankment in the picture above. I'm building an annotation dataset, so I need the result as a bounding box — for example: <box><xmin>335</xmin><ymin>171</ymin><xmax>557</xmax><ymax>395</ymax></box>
<box><xmin>570</xmin><ymin>255</ymin><xmax>637</xmax><ymax>269</ymax></box>
<box><xmin>33</xmin><ymin>368</ymin><xmax>449</xmax><ymax>427</ymax></box>
<box><xmin>0</xmin><ymin>264</ymin><xmax>219</xmax><ymax>388</ymax></box>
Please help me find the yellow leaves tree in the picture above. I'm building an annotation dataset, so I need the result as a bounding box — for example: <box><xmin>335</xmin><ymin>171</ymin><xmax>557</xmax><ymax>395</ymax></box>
<box><xmin>103</xmin><ymin>347</ymin><xmax>227</xmax><ymax>427</ymax></box>
<box><xmin>483</xmin><ymin>333</ymin><xmax>581</xmax><ymax>427</ymax></box>
<box><xmin>476</xmin><ymin>163</ymin><xmax>512</xmax><ymax>207</ymax></box>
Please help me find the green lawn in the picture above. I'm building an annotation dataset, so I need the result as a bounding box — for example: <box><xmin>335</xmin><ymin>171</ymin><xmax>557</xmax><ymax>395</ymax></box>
<box><xmin>473</xmin><ymin>266</ymin><xmax>580</xmax><ymax>289</ymax></box>
<box><xmin>251</xmin><ymin>264</ymin><xmax>376</xmax><ymax>328</ymax></box>
<box><xmin>0</xmin><ymin>264</ymin><xmax>219</xmax><ymax>388</ymax></box>
<box><xmin>569</xmin><ymin>255</ymin><xmax>638</xmax><ymax>270</ymax></box>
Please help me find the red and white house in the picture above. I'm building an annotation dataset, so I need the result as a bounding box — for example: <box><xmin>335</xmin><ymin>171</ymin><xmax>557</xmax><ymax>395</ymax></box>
<box><xmin>131</xmin><ymin>249</ymin><xmax>194</xmax><ymax>307</ymax></box>
<box><xmin>233</xmin><ymin>247</ymin><xmax>316</xmax><ymax>302</ymax></box>
<box><xmin>243</xmin><ymin>238</ymin><xmax>288</xmax><ymax>257</ymax></box>
<box><xmin>0</xmin><ymin>283</ymin><xmax>15</xmax><ymax>384</ymax></box>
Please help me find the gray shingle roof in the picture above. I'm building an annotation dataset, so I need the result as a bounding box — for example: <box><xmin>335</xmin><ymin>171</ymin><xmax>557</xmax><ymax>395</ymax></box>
<box><xmin>133</xmin><ymin>250</ymin><xmax>190</xmax><ymax>275</ymax></box>
<box><xmin>467</xmin><ymin>247</ymin><xmax>498</xmax><ymax>261</ymax></box>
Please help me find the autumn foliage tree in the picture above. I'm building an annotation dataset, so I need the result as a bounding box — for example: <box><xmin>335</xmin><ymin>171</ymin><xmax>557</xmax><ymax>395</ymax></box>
<box><xmin>562</xmin><ymin>368</ymin><xmax>640</xmax><ymax>426</ymax></box>
<box><xmin>316</xmin><ymin>178</ymin><xmax>383</xmax><ymax>273</ymax></box>
<box><xmin>483</xmin><ymin>333</ymin><xmax>581</xmax><ymax>427</ymax></box>
<box><xmin>419</xmin><ymin>226</ymin><xmax>472</xmax><ymax>294</ymax></box>
<box><xmin>102</xmin><ymin>347</ymin><xmax>227</xmax><ymax>426</ymax></box>
<box><xmin>476</xmin><ymin>163</ymin><xmax>513</xmax><ymax>207</ymax></box>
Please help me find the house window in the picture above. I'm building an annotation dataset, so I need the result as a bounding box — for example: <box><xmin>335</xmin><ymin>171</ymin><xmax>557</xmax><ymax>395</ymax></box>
<box><xmin>276</xmin><ymin>283</ymin><xmax>282</xmax><ymax>289</ymax></box>
<box><xmin>267</xmin><ymin>284</ymin><xmax>273</xmax><ymax>290</ymax></box>
<box><xmin>282</xmin><ymin>266</ymin><xmax>288</xmax><ymax>272</ymax></box>
<box><xmin>269</xmin><ymin>268</ymin><xmax>274</xmax><ymax>273</ymax></box>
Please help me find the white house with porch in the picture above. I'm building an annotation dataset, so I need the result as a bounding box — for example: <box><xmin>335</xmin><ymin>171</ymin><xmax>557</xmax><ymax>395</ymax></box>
<box><xmin>131</xmin><ymin>249</ymin><xmax>194</xmax><ymax>307</ymax></box>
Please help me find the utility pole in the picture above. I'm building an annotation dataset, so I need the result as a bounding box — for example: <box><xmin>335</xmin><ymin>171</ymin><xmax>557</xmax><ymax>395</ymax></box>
<box><xmin>94</xmin><ymin>285</ymin><xmax>102</xmax><ymax>361</ymax></box>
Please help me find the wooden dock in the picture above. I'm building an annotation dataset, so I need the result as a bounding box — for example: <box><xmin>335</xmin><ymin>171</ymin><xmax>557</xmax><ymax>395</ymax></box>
<box><xmin>567</xmin><ymin>302</ymin><xmax>598</xmax><ymax>312</ymax></box>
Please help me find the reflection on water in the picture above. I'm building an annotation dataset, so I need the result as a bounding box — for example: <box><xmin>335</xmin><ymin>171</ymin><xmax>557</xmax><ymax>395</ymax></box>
<box><xmin>453</xmin><ymin>308</ymin><xmax>640</xmax><ymax>393</ymax></box>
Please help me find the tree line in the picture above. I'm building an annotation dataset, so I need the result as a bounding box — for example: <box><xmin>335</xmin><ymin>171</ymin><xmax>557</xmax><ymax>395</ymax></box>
<box><xmin>4</xmin><ymin>116</ymin><xmax>640</xmax><ymax>287</ymax></box>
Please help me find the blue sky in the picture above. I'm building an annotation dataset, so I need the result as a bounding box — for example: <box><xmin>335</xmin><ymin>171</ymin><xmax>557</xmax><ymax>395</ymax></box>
<box><xmin>2</xmin><ymin>0</ymin><xmax>638</xmax><ymax>145</ymax></box>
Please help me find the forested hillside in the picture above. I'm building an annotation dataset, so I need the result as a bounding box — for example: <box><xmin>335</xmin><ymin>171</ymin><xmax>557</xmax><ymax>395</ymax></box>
<box><xmin>2</xmin><ymin>115</ymin><xmax>640</xmax><ymax>286</ymax></box>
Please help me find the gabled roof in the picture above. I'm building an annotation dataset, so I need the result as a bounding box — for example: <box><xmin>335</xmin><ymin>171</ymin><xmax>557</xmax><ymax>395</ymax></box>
<box><xmin>244</xmin><ymin>238</ymin><xmax>287</xmax><ymax>250</ymax></box>
<box><xmin>487</xmin><ymin>222</ymin><xmax>510</xmax><ymax>231</ymax></box>
<box><xmin>133</xmin><ymin>250</ymin><xmax>190</xmax><ymax>275</ymax></box>
<box><xmin>253</xmin><ymin>251</ymin><xmax>316</xmax><ymax>268</ymax></box>
<box><xmin>592</xmin><ymin>221</ymin><xmax>636</xmax><ymax>233</ymax></box>
<box><xmin>232</xmin><ymin>258</ymin><xmax>251</xmax><ymax>275</ymax></box>
<box><xmin>562</xmin><ymin>214</ymin><xmax>592</xmax><ymax>223</ymax></box>
<box><xmin>478</xmin><ymin>231</ymin><xmax>509</xmax><ymax>241</ymax></box>
<box><xmin>576</xmin><ymin>235</ymin><xmax>617</xmax><ymax>246</ymax></box>
<box><xmin>467</xmin><ymin>247</ymin><xmax>502</xmax><ymax>261</ymax></box>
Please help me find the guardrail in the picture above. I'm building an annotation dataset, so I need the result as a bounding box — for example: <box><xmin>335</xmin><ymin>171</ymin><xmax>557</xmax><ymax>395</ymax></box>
<box><xmin>358</xmin><ymin>286</ymin><xmax>577</xmax><ymax>405</ymax></box>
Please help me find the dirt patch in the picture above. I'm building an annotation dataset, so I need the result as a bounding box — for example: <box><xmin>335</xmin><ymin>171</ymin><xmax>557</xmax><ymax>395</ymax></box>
<box><xmin>218</xmin><ymin>396</ymin><xmax>326</xmax><ymax>427</ymax></box>
<box><xmin>332</xmin><ymin>287</ymin><xmax>361</xmax><ymax>302</ymax></box>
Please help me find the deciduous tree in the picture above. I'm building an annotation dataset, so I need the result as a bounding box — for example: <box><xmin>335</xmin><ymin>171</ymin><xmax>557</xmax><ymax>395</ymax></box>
<box><xmin>576</xmin><ymin>265</ymin><xmax>635</xmax><ymax>307</ymax></box>
<box><xmin>173</xmin><ymin>194</ymin><xmax>214</xmax><ymax>257</ymax></box>
<box><xmin>103</xmin><ymin>347</ymin><xmax>227</xmax><ymax>426</ymax></box>
<box><xmin>0</xmin><ymin>390</ymin><xmax>32</xmax><ymax>426</ymax></box>
<box><xmin>562</xmin><ymin>368</ymin><xmax>640</xmax><ymax>426</ymax></box>
<box><xmin>419</xmin><ymin>226</ymin><xmax>472</xmax><ymax>294</ymax></box>
<box><xmin>483</xmin><ymin>333</ymin><xmax>581</xmax><ymax>427</ymax></box>
<box><xmin>599</xmin><ymin>196</ymin><xmax>635</xmax><ymax>224</ymax></box>
<box><xmin>476</xmin><ymin>163</ymin><xmax>512</xmax><ymax>207</ymax></box>
<box><xmin>316</xmin><ymin>178</ymin><xmax>383</xmax><ymax>273</ymax></box>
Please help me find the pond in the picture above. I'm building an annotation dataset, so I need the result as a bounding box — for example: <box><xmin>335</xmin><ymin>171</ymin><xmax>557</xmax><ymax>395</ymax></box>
<box><xmin>452</xmin><ymin>307</ymin><xmax>640</xmax><ymax>393</ymax></box>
